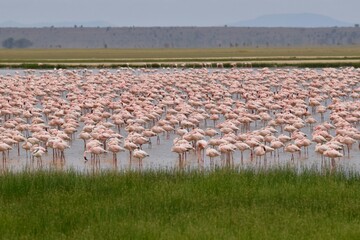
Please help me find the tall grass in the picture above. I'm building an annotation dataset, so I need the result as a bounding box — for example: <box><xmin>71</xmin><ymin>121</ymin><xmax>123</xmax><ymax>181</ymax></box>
<box><xmin>1</xmin><ymin>169</ymin><xmax>360</xmax><ymax>239</ymax></box>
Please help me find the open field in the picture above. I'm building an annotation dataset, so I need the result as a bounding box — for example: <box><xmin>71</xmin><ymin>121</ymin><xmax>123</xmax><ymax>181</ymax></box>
<box><xmin>1</xmin><ymin>47</ymin><xmax>360</xmax><ymax>60</ymax></box>
<box><xmin>1</xmin><ymin>169</ymin><xmax>360</xmax><ymax>239</ymax></box>
<box><xmin>1</xmin><ymin>47</ymin><xmax>360</xmax><ymax>68</ymax></box>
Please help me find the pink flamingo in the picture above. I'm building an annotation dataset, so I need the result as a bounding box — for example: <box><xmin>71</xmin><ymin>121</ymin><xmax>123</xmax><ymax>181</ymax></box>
<box><xmin>133</xmin><ymin>149</ymin><xmax>149</xmax><ymax>167</ymax></box>
<box><xmin>285</xmin><ymin>144</ymin><xmax>301</xmax><ymax>162</ymax></box>
<box><xmin>205</xmin><ymin>148</ymin><xmax>221</xmax><ymax>166</ymax></box>
<box><xmin>108</xmin><ymin>144</ymin><xmax>125</xmax><ymax>166</ymax></box>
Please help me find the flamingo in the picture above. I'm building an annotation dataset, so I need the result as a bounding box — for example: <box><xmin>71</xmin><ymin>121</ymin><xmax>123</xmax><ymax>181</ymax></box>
<box><xmin>78</xmin><ymin>131</ymin><xmax>91</xmax><ymax>149</ymax></box>
<box><xmin>108</xmin><ymin>144</ymin><xmax>125</xmax><ymax>166</ymax></box>
<box><xmin>13</xmin><ymin>134</ymin><xmax>26</xmax><ymax>156</ymax></box>
<box><xmin>339</xmin><ymin>136</ymin><xmax>356</xmax><ymax>157</ymax></box>
<box><xmin>142</xmin><ymin>129</ymin><xmax>157</xmax><ymax>148</ymax></box>
<box><xmin>124</xmin><ymin>141</ymin><xmax>138</xmax><ymax>161</ymax></box>
<box><xmin>254</xmin><ymin>145</ymin><xmax>267</xmax><ymax>166</ymax></box>
<box><xmin>270</xmin><ymin>140</ymin><xmax>284</xmax><ymax>160</ymax></box>
<box><xmin>88</xmin><ymin>146</ymin><xmax>107</xmax><ymax>166</ymax></box>
<box><xmin>234</xmin><ymin>142</ymin><xmax>250</xmax><ymax>164</ymax></box>
<box><xmin>22</xmin><ymin>140</ymin><xmax>33</xmax><ymax>159</ymax></box>
<box><xmin>204</xmin><ymin>128</ymin><xmax>219</xmax><ymax>137</ymax></box>
<box><xmin>196</xmin><ymin>139</ymin><xmax>208</xmax><ymax>163</ymax></box>
<box><xmin>133</xmin><ymin>136</ymin><xmax>149</xmax><ymax>149</ymax></box>
<box><xmin>133</xmin><ymin>149</ymin><xmax>149</xmax><ymax>167</ymax></box>
<box><xmin>205</xmin><ymin>148</ymin><xmax>220</xmax><ymax>166</ymax></box>
<box><xmin>0</xmin><ymin>142</ymin><xmax>12</xmax><ymax>164</ymax></box>
<box><xmin>151</xmin><ymin>126</ymin><xmax>165</xmax><ymax>144</ymax></box>
<box><xmin>218</xmin><ymin>143</ymin><xmax>236</xmax><ymax>167</ymax></box>
<box><xmin>285</xmin><ymin>144</ymin><xmax>301</xmax><ymax>162</ymax></box>
<box><xmin>53</xmin><ymin>140</ymin><xmax>69</xmax><ymax>162</ymax></box>
<box><xmin>171</xmin><ymin>145</ymin><xmax>188</xmax><ymax>167</ymax></box>
<box><xmin>32</xmin><ymin>148</ymin><xmax>45</xmax><ymax>167</ymax></box>
<box><xmin>323</xmin><ymin>149</ymin><xmax>343</xmax><ymax>171</ymax></box>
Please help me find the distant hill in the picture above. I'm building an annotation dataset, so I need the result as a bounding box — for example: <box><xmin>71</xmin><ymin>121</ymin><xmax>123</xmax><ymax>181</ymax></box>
<box><xmin>1</xmin><ymin>14</ymin><xmax>354</xmax><ymax>28</ymax></box>
<box><xmin>231</xmin><ymin>13</ymin><xmax>354</xmax><ymax>27</ymax></box>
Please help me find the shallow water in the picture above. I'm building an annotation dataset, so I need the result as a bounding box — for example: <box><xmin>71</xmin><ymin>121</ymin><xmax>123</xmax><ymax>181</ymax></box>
<box><xmin>4</xmin><ymin>118</ymin><xmax>359</xmax><ymax>174</ymax></box>
<box><xmin>0</xmin><ymin>67</ymin><xmax>359</xmax><ymax>173</ymax></box>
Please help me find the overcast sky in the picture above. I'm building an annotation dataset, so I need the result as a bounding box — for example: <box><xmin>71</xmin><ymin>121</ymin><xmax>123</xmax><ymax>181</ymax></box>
<box><xmin>1</xmin><ymin>0</ymin><xmax>359</xmax><ymax>26</ymax></box>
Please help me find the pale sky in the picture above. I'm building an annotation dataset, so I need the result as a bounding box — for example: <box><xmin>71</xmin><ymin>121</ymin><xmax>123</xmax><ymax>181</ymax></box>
<box><xmin>1</xmin><ymin>0</ymin><xmax>359</xmax><ymax>26</ymax></box>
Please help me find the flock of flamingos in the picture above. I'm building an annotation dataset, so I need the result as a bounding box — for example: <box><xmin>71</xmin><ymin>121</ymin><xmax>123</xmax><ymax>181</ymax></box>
<box><xmin>0</xmin><ymin>66</ymin><xmax>359</xmax><ymax>172</ymax></box>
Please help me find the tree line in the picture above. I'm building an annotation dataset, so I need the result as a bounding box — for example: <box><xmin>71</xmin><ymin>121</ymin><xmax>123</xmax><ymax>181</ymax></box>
<box><xmin>2</xmin><ymin>37</ymin><xmax>33</xmax><ymax>48</ymax></box>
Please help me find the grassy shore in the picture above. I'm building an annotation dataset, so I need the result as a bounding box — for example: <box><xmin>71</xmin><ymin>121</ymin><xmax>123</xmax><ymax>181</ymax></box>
<box><xmin>2</xmin><ymin>61</ymin><xmax>360</xmax><ymax>69</ymax></box>
<box><xmin>1</xmin><ymin>169</ymin><xmax>360</xmax><ymax>239</ymax></box>
<box><xmin>1</xmin><ymin>47</ymin><xmax>360</xmax><ymax>69</ymax></box>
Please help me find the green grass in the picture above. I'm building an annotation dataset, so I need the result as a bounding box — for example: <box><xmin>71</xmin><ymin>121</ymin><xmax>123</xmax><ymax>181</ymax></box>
<box><xmin>1</xmin><ymin>169</ymin><xmax>360</xmax><ymax>239</ymax></box>
<box><xmin>1</xmin><ymin>46</ymin><xmax>360</xmax><ymax>61</ymax></box>
<box><xmin>1</xmin><ymin>47</ymin><xmax>360</xmax><ymax>68</ymax></box>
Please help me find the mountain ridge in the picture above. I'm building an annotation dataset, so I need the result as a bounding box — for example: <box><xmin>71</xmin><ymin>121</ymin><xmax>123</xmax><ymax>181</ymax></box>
<box><xmin>0</xmin><ymin>13</ymin><xmax>355</xmax><ymax>28</ymax></box>
<box><xmin>230</xmin><ymin>13</ymin><xmax>354</xmax><ymax>27</ymax></box>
